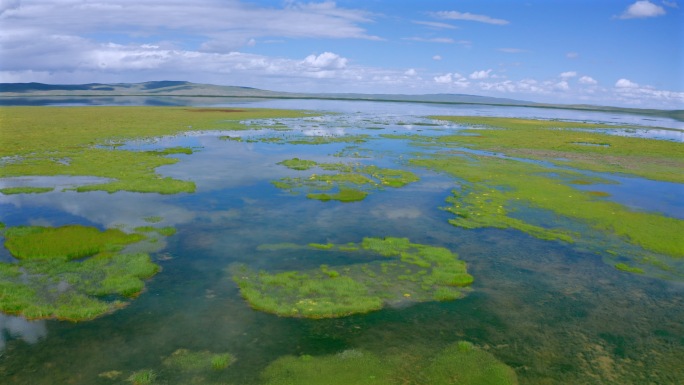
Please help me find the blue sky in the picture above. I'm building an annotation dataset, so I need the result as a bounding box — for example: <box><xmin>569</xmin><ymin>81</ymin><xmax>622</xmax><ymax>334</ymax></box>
<box><xmin>0</xmin><ymin>0</ymin><xmax>681</xmax><ymax>108</ymax></box>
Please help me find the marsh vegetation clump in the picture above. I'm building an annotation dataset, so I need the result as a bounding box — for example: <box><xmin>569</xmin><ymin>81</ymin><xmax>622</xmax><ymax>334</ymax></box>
<box><xmin>162</xmin><ymin>349</ymin><xmax>235</xmax><ymax>372</ymax></box>
<box><xmin>410</xmin><ymin>152</ymin><xmax>684</xmax><ymax>277</ymax></box>
<box><xmin>0</xmin><ymin>186</ymin><xmax>54</xmax><ymax>195</ymax></box>
<box><xmin>0</xmin><ymin>224</ymin><xmax>161</xmax><ymax>321</ymax></box>
<box><xmin>274</xmin><ymin>158</ymin><xmax>419</xmax><ymax>202</ymax></box>
<box><xmin>260</xmin><ymin>341</ymin><xmax>517</xmax><ymax>385</ymax></box>
<box><xmin>233</xmin><ymin>237</ymin><xmax>473</xmax><ymax>319</ymax></box>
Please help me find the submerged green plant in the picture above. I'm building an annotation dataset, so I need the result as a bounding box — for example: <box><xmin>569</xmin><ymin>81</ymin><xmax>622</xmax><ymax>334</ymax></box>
<box><xmin>0</xmin><ymin>224</ymin><xmax>161</xmax><ymax>321</ymax></box>
<box><xmin>127</xmin><ymin>369</ymin><xmax>157</xmax><ymax>385</ymax></box>
<box><xmin>163</xmin><ymin>349</ymin><xmax>235</xmax><ymax>372</ymax></box>
<box><xmin>261</xmin><ymin>341</ymin><xmax>517</xmax><ymax>385</ymax></box>
<box><xmin>233</xmin><ymin>237</ymin><xmax>473</xmax><ymax>319</ymax></box>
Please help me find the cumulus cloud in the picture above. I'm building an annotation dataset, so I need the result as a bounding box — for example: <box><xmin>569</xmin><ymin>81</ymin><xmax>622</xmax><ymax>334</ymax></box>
<box><xmin>555</xmin><ymin>80</ymin><xmax>570</xmax><ymax>90</ymax></box>
<box><xmin>404</xmin><ymin>68</ymin><xmax>417</xmax><ymax>76</ymax></box>
<box><xmin>434</xmin><ymin>73</ymin><xmax>454</xmax><ymax>83</ymax></box>
<box><xmin>301</xmin><ymin>52</ymin><xmax>347</xmax><ymax>70</ymax></box>
<box><xmin>579</xmin><ymin>76</ymin><xmax>598</xmax><ymax>85</ymax></box>
<box><xmin>619</xmin><ymin>1</ymin><xmax>666</xmax><ymax>19</ymax></box>
<box><xmin>469</xmin><ymin>69</ymin><xmax>492</xmax><ymax>80</ymax></box>
<box><xmin>432</xmin><ymin>55</ymin><xmax>442</xmax><ymax>60</ymax></box>
<box><xmin>432</xmin><ymin>11</ymin><xmax>509</xmax><ymax>25</ymax></box>
<box><xmin>560</xmin><ymin>71</ymin><xmax>577</xmax><ymax>78</ymax></box>
<box><xmin>615</xmin><ymin>78</ymin><xmax>639</xmax><ymax>88</ymax></box>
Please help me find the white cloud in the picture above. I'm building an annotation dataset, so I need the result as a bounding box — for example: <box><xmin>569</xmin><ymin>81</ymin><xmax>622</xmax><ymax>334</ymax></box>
<box><xmin>432</xmin><ymin>11</ymin><xmax>509</xmax><ymax>25</ymax></box>
<box><xmin>432</xmin><ymin>55</ymin><xmax>442</xmax><ymax>61</ymax></box>
<box><xmin>619</xmin><ymin>1</ymin><xmax>666</xmax><ymax>19</ymax></box>
<box><xmin>579</xmin><ymin>76</ymin><xmax>598</xmax><ymax>85</ymax></box>
<box><xmin>404</xmin><ymin>68</ymin><xmax>417</xmax><ymax>76</ymax></box>
<box><xmin>566</xmin><ymin>52</ymin><xmax>579</xmax><ymax>59</ymax></box>
<box><xmin>434</xmin><ymin>73</ymin><xmax>454</xmax><ymax>83</ymax></box>
<box><xmin>555</xmin><ymin>80</ymin><xmax>570</xmax><ymax>91</ymax></box>
<box><xmin>0</xmin><ymin>0</ymin><xmax>20</xmax><ymax>15</ymax></box>
<box><xmin>413</xmin><ymin>20</ymin><xmax>459</xmax><ymax>29</ymax></box>
<box><xmin>615</xmin><ymin>78</ymin><xmax>639</xmax><ymax>88</ymax></box>
<box><xmin>301</xmin><ymin>52</ymin><xmax>348</xmax><ymax>70</ymax></box>
<box><xmin>469</xmin><ymin>69</ymin><xmax>492</xmax><ymax>80</ymax></box>
<box><xmin>662</xmin><ymin>1</ymin><xmax>679</xmax><ymax>8</ymax></box>
<box><xmin>560</xmin><ymin>71</ymin><xmax>577</xmax><ymax>78</ymax></box>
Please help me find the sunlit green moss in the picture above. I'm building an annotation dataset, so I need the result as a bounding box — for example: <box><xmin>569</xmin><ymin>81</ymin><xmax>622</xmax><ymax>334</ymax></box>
<box><xmin>261</xmin><ymin>341</ymin><xmax>518</xmax><ymax>385</ymax></box>
<box><xmin>0</xmin><ymin>186</ymin><xmax>53</xmax><ymax>195</ymax></box>
<box><xmin>0</xmin><ymin>224</ymin><xmax>161</xmax><ymax>321</ymax></box>
<box><xmin>278</xmin><ymin>158</ymin><xmax>319</xmax><ymax>170</ymax></box>
<box><xmin>233</xmin><ymin>237</ymin><xmax>472</xmax><ymax>319</ymax></box>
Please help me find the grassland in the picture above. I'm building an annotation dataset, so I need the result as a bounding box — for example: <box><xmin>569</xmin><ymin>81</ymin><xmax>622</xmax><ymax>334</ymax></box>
<box><xmin>0</xmin><ymin>224</ymin><xmax>163</xmax><ymax>321</ymax></box>
<box><xmin>274</xmin><ymin>158</ymin><xmax>419</xmax><ymax>202</ymax></box>
<box><xmin>428</xmin><ymin>116</ymin><xmax>684</xmax><ymax>183</ymax></box>
<box><xmin>233</xmin><ymin>237</ymin><xmax>472</xmax><ymax>319</ymax></box>
<box><xmin>0</xmin><ymin>106</ymin><xmax>312</xmax><ymax>194</ymax></box>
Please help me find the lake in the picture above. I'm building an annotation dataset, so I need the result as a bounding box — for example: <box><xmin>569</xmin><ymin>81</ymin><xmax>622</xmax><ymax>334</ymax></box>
<box><xmin>0</xmin><ymin>98</ymin><xmax>683</xmax><ymax>384</ymax></box>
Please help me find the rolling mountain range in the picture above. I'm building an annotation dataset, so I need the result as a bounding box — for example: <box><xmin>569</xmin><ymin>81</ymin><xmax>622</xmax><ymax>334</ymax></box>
<box><xmin>1</xmin><ymin>81</ymin><xmax>682</xmax><ymax>121</ymax></box>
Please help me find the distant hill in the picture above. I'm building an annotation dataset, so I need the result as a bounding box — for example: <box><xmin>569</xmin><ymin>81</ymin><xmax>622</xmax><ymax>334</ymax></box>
<box><xmin>1</xmin><ymin>81</ymin><xmax>682</xmax><ymax>121</ymax></box>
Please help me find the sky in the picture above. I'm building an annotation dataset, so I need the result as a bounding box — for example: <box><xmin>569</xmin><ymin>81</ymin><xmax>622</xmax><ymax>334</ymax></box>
<box><xmin>0</xmin><ymin>0</ymin><xmax>682</xmax><ymax>108</ymax></box>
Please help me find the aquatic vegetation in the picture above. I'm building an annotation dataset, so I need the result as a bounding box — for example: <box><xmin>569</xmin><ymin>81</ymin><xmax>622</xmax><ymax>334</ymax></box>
<box><xmin>0</xmin><ymin>186</ymin><xmax>53</xmax><ymax>194</ymax></box>
<box><xmin>143</xmin><ymin>216</ymin><xmax>164</xmax><ymax>223</ymax></box>
<box><xmin>429</xmin><ymin>116</ymin><xmax>684</xmax><ymax>183</ymax></box>
<box><xmin>127</xmin><ymin>369</ymin><xmax>157</xmax><ymax>385</ymax></box>
<box><xmin>162</xmin><ymin>349</ymin><xmax>235</xmax><ymax>372</ymax></box>
<box><xmin>614</xmin><ymin>263</ymin><xmax>645</xmax><ymax>274</ymax></box>
<box><xmin>135</xmin><ymin>226</ymin><xmax>176</xmax><ymax>236</ymax></box>
<box><xmin>278</xmin><ymin>157</ymin><xmax>318</xmax><ymax>170</ymax></box>
<box><xmin>412</xmin><ymin>154</ymin><xmax>684</xmax><ymax>260</ymax></box>
<box><xmin>233</xmin><ymin>237</ymin><xmax>472</xmax><ymax>318</ymax></box>
<box><xmin>4</xmin><ymin>224</ymin><xmax>145</xmax><ymax>260</ymax></box>
<box><xmin>0</xmin><ymin>107</ymin><xmax>311</xmax><ymax>194</ymax></box>
<box><xmin>274</xmin><ymin>158</ymin><xmax>419</xmax><ymax>202</ymax></box>
<box><xmin>0</xmin><ymin>224</ymin><xmax>160</xmax><ymax>321</ymax></box>
<box><xmin>261</xmin><ymin>341</ymin><xmax>517</xmax><ymax>385</ymax></box>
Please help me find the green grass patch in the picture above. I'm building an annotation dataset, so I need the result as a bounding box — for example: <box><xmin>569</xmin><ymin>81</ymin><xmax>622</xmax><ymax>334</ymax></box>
<box><xmin>0</xmin><ymin>186</ymin><xmax>53</xmax><ymax>195</ymax></box>
<box><xmin>412</xmin><ymin>154</ymin><xmax>684</xmax><ymax>259</ymax></box>
<box><xmin>274</xmin><ymin>158</ymin><xmax>419</xmax><ymax>202</ymax></box>
<box><xmin>429</xmin><ymin>116</ymin><xmax>684</xmax><ymax>183</ymax></box>
<box><xmin>163</xmin><ymin>349</ymin><xmax>235</xmax><ymax>372</ymax></box>
<box><xmin>0</xmin><ymin>224</ymin><xmax>161</xmax><ymax>321</ymax></box>
<box><xmin>261</xmin><ymin>341</ymin><xmax>517</xmax><ymax>385</ymax></box>
<box><xmin>615</xmin><ymin>263</ymin><xmax>645</xmax><ymax>274</ymax></box>
<box><xmin>233</xmin><ymin>237</ymin><xmax>472</xmax><ymax>319</ymax></box>
<box><xmin>3</xmin><ymin>224</ymin><xmax>145</xmax><ymax>260</ymax></box>
<box><xmin>127</xmin><ymin>369</ymin><xmax>157</xmax><ymax>385</ymax></box>
<box><xmin>0</xmin><ymin>106</ymin><xmax>311</xmax><ymax>194</ymax></box>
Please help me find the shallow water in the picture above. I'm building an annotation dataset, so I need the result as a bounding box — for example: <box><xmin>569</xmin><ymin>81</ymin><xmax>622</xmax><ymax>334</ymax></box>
<box><xmin>1</xmin><ymin>99</ymin><xmax>683</xmax><ymax>384</ymax></box>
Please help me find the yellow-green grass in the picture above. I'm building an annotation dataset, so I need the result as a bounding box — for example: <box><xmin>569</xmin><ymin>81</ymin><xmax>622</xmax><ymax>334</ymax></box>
<box><xmin>233</xmin><ymin>237</ymin><xmax>472</xmax><ymax>319</ymax></box>
<box><xmin>429</xmin><ymin>116</ymin><xmax>684</xmax><ymax>183</ymax></box>
<box><xmin>0</xmin><ymin>106</ymin><xmax>311</xmax><ymax>194</ymax></box>
<box><xmin>411</xmin><ymin>154</ymin><xmax>684</xmax><ymax>259</ymax></box>
<box><xmin>4</xmin><ymin>224</ymin><xmax>145</xmax><ymax>260</ymax></box>
<box><xmin>261</xmin><ymin>341</ymin><xmax>517</xmax><ymax>385</ymax></box>
<box><xmin>127</xmin><ymin>369</ymin><xmax>157</xmax><ymax>385</ymax></box>
<box><xmin>275</xmin><ymin>158</ymin><xmax>419</xmax><ymax>202</ymax></box>
<box><xmin>0</xmin><ymin>224</ymin><xmax>161</xmax><ymax>321</ymax></box>
<box><xmin>0</xmin><ymin>186</ymin><xmax>53</xmax><ymax>194</ymax></box>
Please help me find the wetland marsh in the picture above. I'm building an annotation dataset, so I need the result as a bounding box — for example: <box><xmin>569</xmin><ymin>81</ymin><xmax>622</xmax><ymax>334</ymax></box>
<box><xmin>0</xmin><ymin>99</ymin><xmax>683</xmax><ymax>384</ymax></box>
